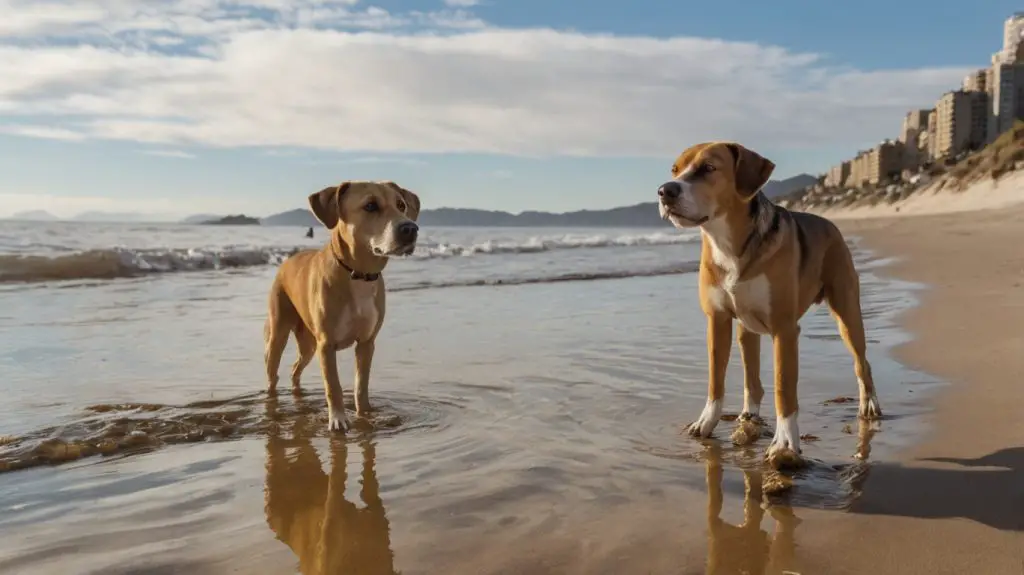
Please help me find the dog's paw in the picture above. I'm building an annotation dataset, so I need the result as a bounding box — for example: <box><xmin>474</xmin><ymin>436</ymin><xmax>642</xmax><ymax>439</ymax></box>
<box><xmin>765</xmin><ymin>415</ymin><xmax>805</xmax><ymax>470</ymax></box>
<box><xmin>858</xmin><ymin>393</ymin><xmax>883</xmax><ymax>420</ymax></box>
<box><xmin>686</xmin><ymin>399</ymin><xmax>722</xmax><ymax>438</ymax></box>
<box><xmin>327</xmin><ymin>408</ymin><xmax>350</xmax><ymax>433</ymax></box>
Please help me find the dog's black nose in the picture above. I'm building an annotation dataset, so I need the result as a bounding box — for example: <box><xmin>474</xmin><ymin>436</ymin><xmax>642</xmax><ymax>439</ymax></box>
<box><xmin>658</xmin><ymin>181</ymin><xmax>682</xmax><ymax>200</ymax></box>
<box><xmin>397</xmin><ymin>221</ymin><xmax>419</xmax><ymax>242</ymax></box>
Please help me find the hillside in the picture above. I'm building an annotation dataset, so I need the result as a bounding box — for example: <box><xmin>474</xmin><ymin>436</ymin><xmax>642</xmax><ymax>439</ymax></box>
<box><xmin>182</xmin><ymin>214</ymin><xmax>224</xmax><ymax>224</ymax></box>
<box><xmin>261</xmin><ymin>173</ymin><xmax>816</xmax><ymax>227</ymax></box>
<box><xmin>201</xmin><ymin>214</ymin><xmax>260</xmax><ymax>225</ymax></box>
<box><xmin>778</xmin><ymin>121</ymin><xmax>1024</xmax><ymax>212</ymax></box>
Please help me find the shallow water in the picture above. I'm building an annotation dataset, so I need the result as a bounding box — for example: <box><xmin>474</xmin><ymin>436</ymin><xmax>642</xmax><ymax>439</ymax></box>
<box><xmin>0</xmin><ymin>222</ymin><xmax>938</xmax><ymax>574</ymax></box>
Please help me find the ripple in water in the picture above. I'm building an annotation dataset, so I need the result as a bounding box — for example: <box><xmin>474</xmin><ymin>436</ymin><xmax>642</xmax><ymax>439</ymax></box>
<box><xmin>0</xmin><ymin>391</ymin><xmax>463</xmax><ymax>474</ymax></box>
<box><xmin>632</xmin><ymin>416</ymin><xmax>879</xmax><ymax>511</ymax></box>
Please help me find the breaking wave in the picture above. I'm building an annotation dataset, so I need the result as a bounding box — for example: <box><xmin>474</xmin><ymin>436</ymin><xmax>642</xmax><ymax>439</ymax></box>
<box><xmin>414</xmin><ymin>231</ymin><xmax>698</xmax><ymax>259</ymax></box>
<box><xmin>0</xmin><ymin>231</ymin><xmax>698</xmax><ymax>284</ymax></box>
<box><xmin>0</xmin><ymin>247</ymin><xmax>301</xmax><ymax>284</ymax></box>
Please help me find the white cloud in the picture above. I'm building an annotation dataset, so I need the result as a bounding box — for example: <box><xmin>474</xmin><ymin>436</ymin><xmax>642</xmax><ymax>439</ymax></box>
<box><xmin>0</xmin><ymin>124</ymin><xmax>88</xmax><ymax>141</ymax></box>
<box><xmin>0</xmin><ymin>0</ymin><xmax>968</xmax><ymax>160</ymax></box>
<box><xmin>342</xmin><ymin>156</ymin><xmax>428</xmax><ymax>166</ymax></box>
<box><xmin>142</xmin><ymin>149</ymin><xmax>197</xmax><ymax>158</ymax></box>
<box><xmin>444</xmin><ymin>0</ymin><xmax>480</xmax><ymax>6</ymax></box>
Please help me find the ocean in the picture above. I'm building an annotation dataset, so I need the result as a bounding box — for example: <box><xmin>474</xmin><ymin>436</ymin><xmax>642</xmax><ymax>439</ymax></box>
<box><xmin>0</xmin><ymin>220</ymin><xmax>936</xmax><ymax>574</ymax></box>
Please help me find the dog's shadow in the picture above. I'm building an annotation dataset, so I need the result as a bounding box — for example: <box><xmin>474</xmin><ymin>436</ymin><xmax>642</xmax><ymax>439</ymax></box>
<box><xmin>848</xmin><ymin>446</ymin><xmax>1024</xmax><ymax>531</ymax></box>
<box><xmin>263</xmin><ymin>396</ymin><xmax>398</xmax><ymax>575</ymax></box>
<box><xmin>702</xmin><ymin>443</ymin><xmax>799</xmax><ymax>575</ymax></box>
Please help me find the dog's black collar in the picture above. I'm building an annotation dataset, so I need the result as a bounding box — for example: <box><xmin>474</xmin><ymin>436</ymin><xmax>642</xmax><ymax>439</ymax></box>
<box><xmin>337</xmin><ymin>259</ymin><xmax>380</xmax><ymax>282</ymax></box>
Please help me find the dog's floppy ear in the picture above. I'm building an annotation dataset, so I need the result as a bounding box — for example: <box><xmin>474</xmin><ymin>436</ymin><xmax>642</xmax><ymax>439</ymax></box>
<box><xmin>387</xmin><ymin>182</ymin><xmax>421</xmax><ymax>221</ymax></box>
<box><xmin>307</xmin><ymin>182</ymin><xmax>351</xmax><ymax>229</ymax></box>
<box><xmin>726</xmin><ymin>143</ymin><xmax>775</xmax><ymax>200</ymax></box>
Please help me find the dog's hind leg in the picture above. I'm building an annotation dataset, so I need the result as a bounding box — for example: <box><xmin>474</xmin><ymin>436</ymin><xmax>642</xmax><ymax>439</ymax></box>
<box><xmin>290</xmin><ymin>323</ymin><xmax>316</xmax><ymax>392</ymax></box>
<box><xmin>265</xmin><ymin>281</ymin><xmax>294</xmax><ymax>394</ymax></box>
<box><xmin>824</xmin><ymin>250</ymin><xmax>882</xmax><ymax>420</ymax></box>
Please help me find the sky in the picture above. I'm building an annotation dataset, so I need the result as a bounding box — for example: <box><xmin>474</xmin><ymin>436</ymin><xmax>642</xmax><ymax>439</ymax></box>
<box><xmin>0</xmin><ymin>0</ymin><xmax>1019</xmax><ymax>220</ymax></box>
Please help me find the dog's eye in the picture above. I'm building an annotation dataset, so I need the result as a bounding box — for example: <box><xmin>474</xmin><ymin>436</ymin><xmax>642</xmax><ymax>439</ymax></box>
<box><xmin>396</xmin><ymin>199</ymin><xmax>406</xmax><ymax>212</ymax></box>
<box><xmin>696</xmin><ymin>162</ymin><xmax>716</xmax><ymax>176</ymax></box>
<box><xmin>364</xmin><ymin>201</ymin><xmax>379</xmax><ymax>213</ymax></box>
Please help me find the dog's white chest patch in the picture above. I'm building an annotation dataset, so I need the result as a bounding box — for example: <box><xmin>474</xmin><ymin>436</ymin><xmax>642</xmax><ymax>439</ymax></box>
<box><xmin>333</xmin><ymin>282</ymin><xmax>380</xmax><ymax>348</ymax></box>
<box><xmin>710</xmin><ymin>274</ymin><xmax>772</xmax><ymax>335</ymax></box>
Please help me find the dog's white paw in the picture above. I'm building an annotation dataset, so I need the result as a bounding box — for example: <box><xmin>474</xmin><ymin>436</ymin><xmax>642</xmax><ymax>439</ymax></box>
<box><xmin>859</xmin><ymin>389</ymin><xmax>882</xmax><ymax>420</ymax></box>
<box><xmin>765</xmin><ymin>414</ymin><xmax>805</xmax><ymax>469</ymax></box>
<box><xmin>328</xmin><ymin>407</ymin><xmax>350</xmax><ymax>433</ymax></box>
<box><xmin>686</xmin><ymin>399</ymin><xmax>722</xmax><ymax>438</ymax></box>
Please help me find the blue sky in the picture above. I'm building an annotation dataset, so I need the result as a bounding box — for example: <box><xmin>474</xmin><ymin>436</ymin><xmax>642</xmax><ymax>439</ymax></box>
<box><xmin>0</xmin><ymin>0</ymin><xmax>1018</xmax><ymax>219</ymax></box>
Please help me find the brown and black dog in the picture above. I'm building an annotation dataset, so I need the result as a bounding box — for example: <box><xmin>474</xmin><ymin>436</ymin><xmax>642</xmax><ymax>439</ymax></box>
<box><xmin>264</xmin><ymin>181</ymin><xmax>421</xmax><ymax>432</ymax></box>
<box><xmin>656</xmin><ymin>142</ymin><xmax>881</xmax><ymax>466</ymax></box>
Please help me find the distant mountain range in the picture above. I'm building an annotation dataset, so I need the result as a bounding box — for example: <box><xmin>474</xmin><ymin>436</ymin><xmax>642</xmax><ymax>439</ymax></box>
<box><xmin>255</xmin><ymin>173</ymin><xmax>818</xmax><ymax>227</ymax></box>
<box><xmin>201</xmin><ymin>215</ymin><xmax>260</xmax><ymax>225</ymax></box>
<box><xmin>5</xmin><ymin>174</ymin><xmax>817</xmax><ymax>226</ymax></box>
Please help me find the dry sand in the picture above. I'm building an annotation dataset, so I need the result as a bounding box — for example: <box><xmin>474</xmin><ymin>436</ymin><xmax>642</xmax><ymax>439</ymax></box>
<box><xmin>810</xmin><ymin>170</ymin><xmax>1024</xmax><ymax>220</ymax></box>
<box><xmin>800</xmin><ymin>177</ymin><xmax>1024</xmax><ymax>574</ymax></box>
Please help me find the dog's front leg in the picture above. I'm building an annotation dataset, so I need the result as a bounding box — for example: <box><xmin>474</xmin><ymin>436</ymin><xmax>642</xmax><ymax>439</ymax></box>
<box><xmin>766</xmin><ymin>326</ymin><xmax>803</xmax><ymax>468</ymax></box>
<box><xmin>688</xmin><ymin>312</ymin><xmax>732</xmax><ymax>438</ymax></box>
<box><xmin>317</xmin><ymin>342</ymin><xmax>350</xmax><ymax>432</ymax></box>
<box><xmin>736</xmin><ymin>324</ymin><xmax>764</xmax><ymax>420</ymax></box>
<box><xmin>353</xmin><ymin>340</ymin><xmax>374</xmax><ymax>416</ymax></box>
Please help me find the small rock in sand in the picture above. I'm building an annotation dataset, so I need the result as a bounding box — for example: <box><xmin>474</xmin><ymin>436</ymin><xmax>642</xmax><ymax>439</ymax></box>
<box><xmin>762</xmin><ymin>471</ymin><xmax>794</xmax><ymax>495</ymax></box>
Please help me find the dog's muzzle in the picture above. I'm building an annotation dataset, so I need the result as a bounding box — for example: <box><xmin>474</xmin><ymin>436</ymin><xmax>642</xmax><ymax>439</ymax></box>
<box><xmin>389</xmin><ymin>221</ymin><xmax>419</xmax><ymax>256</ymax></box>
<box><xmin>397</xmin><ymin>221</ymin><xmax>419</xmax><ymax>244</ymax></box>
<box><xmin>658</xmin><ymin>181</ymin><xmax>683</xmax><ymax>201</ymax></box>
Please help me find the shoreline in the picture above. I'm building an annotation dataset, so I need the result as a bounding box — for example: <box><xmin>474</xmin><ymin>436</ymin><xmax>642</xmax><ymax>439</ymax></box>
<box><xmin>806</xmin><ymin>200</ymin><xmax>1024</xmax><ymax>573</ymax></box>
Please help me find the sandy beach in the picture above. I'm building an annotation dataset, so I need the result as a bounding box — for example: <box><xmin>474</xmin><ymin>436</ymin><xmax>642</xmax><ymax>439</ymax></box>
<box><xmin>1</xmin><ymin>178</ymin><xmax>1023</xmax><ymax>574</ymax></box>
<box><xmin>803</xmin><ymin>195</ymin><xmax>1024</xmax><ymax>574</ymax></box>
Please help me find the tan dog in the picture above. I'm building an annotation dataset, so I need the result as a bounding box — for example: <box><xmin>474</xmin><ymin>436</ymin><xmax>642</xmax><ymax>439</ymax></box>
<box><xmin>264</xmin><ymin>180</ymin><xmax>421</xmax><ymax>432</ymax></box>
<box><xmin>656</xmin><ymin>142</ymin><xmax>881</xmax><ymax>465</ymax></box>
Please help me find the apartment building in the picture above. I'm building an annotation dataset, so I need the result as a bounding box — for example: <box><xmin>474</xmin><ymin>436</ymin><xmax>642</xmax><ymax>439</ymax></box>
<box><xmin>987</xmin><ymin>59</ymin><xmax>1024</xmax><ymax>141</ymax></box>
<box><xmin>963</xmin><ymin>68</ymin><xmax>988</xmax><ymax>92</ymax></box>
<box><xmin>1000</xmin><ymin>13</ymin><xmax>1024</xmax><ymax>64</ymax></box>
<box><xmin>897</xmin><ymin>109</ymin><xmax>933</xmax><ymax>170</ymax></box>
<box><xmin>867</xmin><ymin>141</ymin><xmax>904</xmax><ymax>184</ymax></box>
<box><xmin>935</xmin><ymin>90</ymin><xmax>988</xmax><ymax>158</ymax></box>
<box><xmin>824</xmin><ymin>160</ymin><xmax>851</xmax><ymax>188</ymax></box>
<box><xmin>899</xmin><ymin>109</ymin><xmax>931</xmax><ymax>144</ymax></box>
<box><xmin>845</xmin><ymin>141</ymin><xmax>903</xmax><ymax>186</ymax></box>
<box><xmin>982</xmin><ymin>14</ymin><xmax>1024</xmax><ymax>142</ymax></box>
<box><xmin>926</xmin><ymin>110</ymin><xmax>938</xmax><ymax>160</ymax></box>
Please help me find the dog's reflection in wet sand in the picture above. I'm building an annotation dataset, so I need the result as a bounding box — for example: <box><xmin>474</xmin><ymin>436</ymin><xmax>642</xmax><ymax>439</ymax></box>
<box><xmin>263</xmin><ymin>397</ymin><xmax>397</xmax><ymax>575</ymax></box>
<box><xmin>704</xmin><ymin>444</ymin><xmax>799</xmax><ymax>575</ymax></box>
